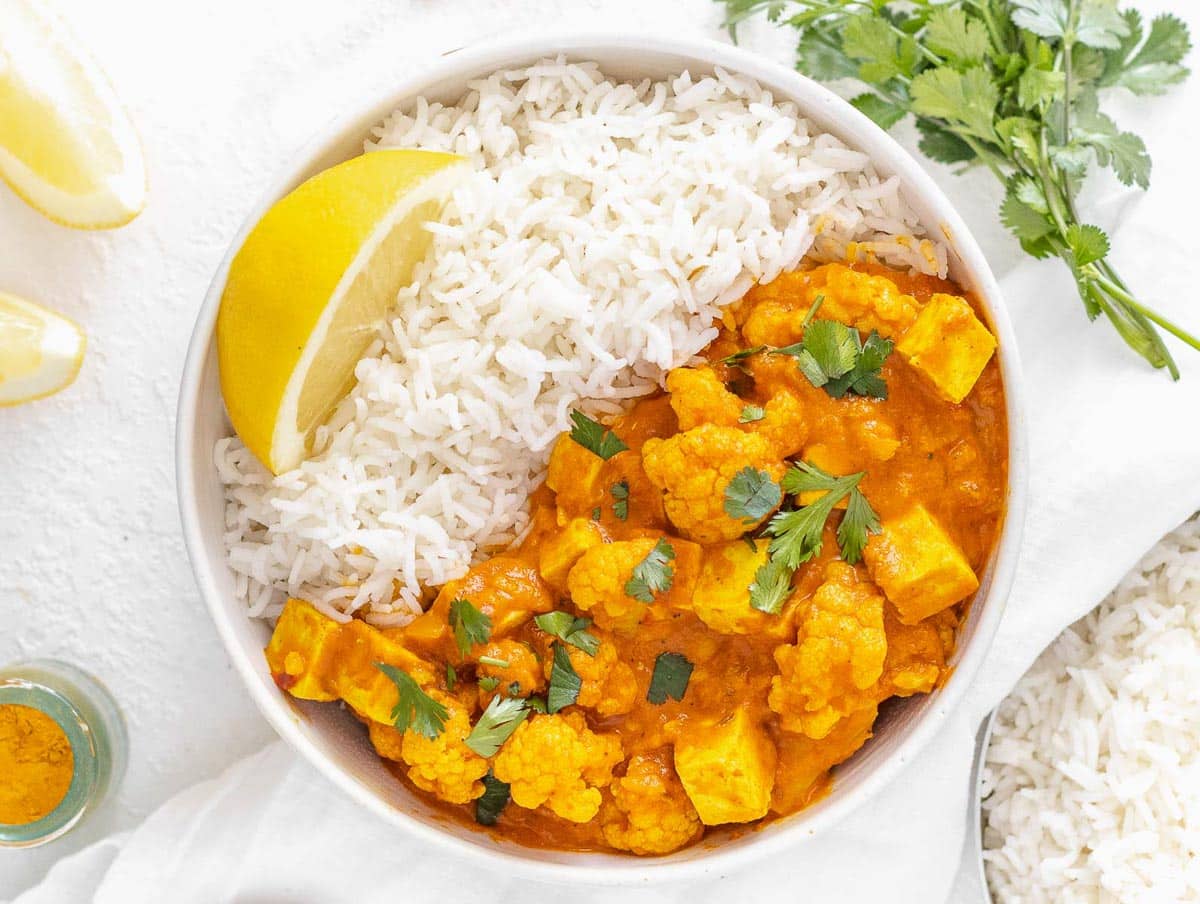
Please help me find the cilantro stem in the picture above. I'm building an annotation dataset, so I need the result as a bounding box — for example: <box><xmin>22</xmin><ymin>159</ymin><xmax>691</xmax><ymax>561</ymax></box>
<box><xmin>1089</xmin><ymin>269</ymin><xmax>1200</xmax><ymax>354</ymax></box>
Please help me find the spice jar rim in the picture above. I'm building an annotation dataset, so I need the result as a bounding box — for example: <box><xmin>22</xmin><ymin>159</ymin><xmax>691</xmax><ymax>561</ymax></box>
<box><xmin>0</xmin><ymin>679</ymin><xmax>100</xmax><ymax>846</ymax></box>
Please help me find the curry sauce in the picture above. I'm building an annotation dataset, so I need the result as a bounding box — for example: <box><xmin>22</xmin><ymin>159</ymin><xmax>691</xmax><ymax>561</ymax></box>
<box><xmin>266</xmin><ymin>260</ymin><xmax>1008</xmax><ymax>855</ymax></box>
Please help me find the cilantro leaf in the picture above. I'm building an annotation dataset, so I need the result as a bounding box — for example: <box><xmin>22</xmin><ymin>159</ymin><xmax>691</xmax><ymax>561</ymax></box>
<box><xmin>547</xmin><ymin>642</ymin><xmax>582</xmax><ymax>713</ymax></box>
<box><xmin>445</xmin><ymin>663</ymin><xmax>457</xmax><ymax>692</ymax></box>
<box><xmin>624</xmin><ymin>538</ymin><xmax>676</xmax><ymax>603</ymax></box>
<box><xmin>842</xmin><ymin>12</ymin><xmax>919</xmax><ymax>83</ymax></box>
<box><xmin>785</xmin><ymin>319</ymin><xmax>859</xmax><ymax>388</ymax></box>
<box><xmin>1065</xmin><ymin>223</ymin><xmax>1110</xmax><ymax>266</ymax></box>
<box><xmin>568</xmin><ymin>410</ymin><xmax>628</xmax><ymax>460</ymax></box>
<box><xmin>448</xmin><ymin>598</ymin><xmax>491</xmax><ymax>657</ymax></box>
<box><xmin>1011</xmin><ymin>0</ymin><xmax>1068</xmax><ymax>41</ymax></box>
<box><xmin>534</xmin><ymin>611</ymin><xmax>600</xmax><ymax>656</ymax></box>
<box><xmin>1001</xmin><ymin>177</ymin><xmax>1055</xmax><ymax>242</ymax></box>
<box><xmin>1070</xmin><ymin>90</ymin><xmax>1151</xmax><ymax>187</ymax></box>
<box><xmin>748</xmin><ymin>556</ymin><xmax>795</xmax><ymax>615</ymax></box>
<box><xmin>925</xmin><ymin>7</ymin><xmax>991</xmax><ymax>65</ymax></box>
<box><xmin>646</xmin><ymin>652</ymin><xmax>694</xmax><ymax>704</ymax></box>
<box><xmin>475</xmin><ymin>771</ymin><xmax>510</xmax><ymax>826</ymax></box>
<box><xmin>610</xmin><ymin>480</ymin><xmax>630</xmax><ymax>521</ymax></box>
<box><xmin>910</xmin><ymin>66</ymin><xmax>999</xmax><ymax>141</ymax></box>
<box><xmin>823</xmin><ymin>331</ymin><xmax>892</xmax><ymax>399</ymax></box>
<box><xmin>916</xmin><ymin>119</ymin><xmax>977</xmax><ymax>164</ymax></box>
<box><xmin>770</xmin><ymin>461</ymin><xmax>873</xmax><ymax>567</ymax></box>
<box><xmin>465</xmin><ymin>695</ymin><xmax>529</xmax><ymax>757</ymax></box>
<box><xmin>739</xmin><ymin>405</ymin><xmax>765</xmax><ymax>423</ymax></box>
<box><xmin>1101</xmin><ymin>13</ymin><xmax>1191</xmax><ymax>95</ymax></box>
<box><xmin>723</xmin><ymin>467</ymin><xmax>783</xmax><ymax>524</ymax></box>
<box><xmin>478</xmin><ymin>676</ymin><xmax>500</xmax><ymax>693</ymax></box>
<box><xmin>526</xmin><ymin>696</ymin><xmax>548</xmax><ymax>714</ymax></box>
<box><xmin>838</xmin><ymin>488</ymin><xmax>881</xmax><ymax>565</ymax></box>
<box><xmin>850</xmin><ymin>93</ymin><xmax>907</xmax><ymax>130</ymax></box>
<box><xmin>376</xmin><ymin>663</ymin><xmax>448</xmax><ymax>740</ymax></box>
<box><xmin>1075</xmin><ymin>0</ymin><xmax>1132</xmax><ymax>50</ymax></box>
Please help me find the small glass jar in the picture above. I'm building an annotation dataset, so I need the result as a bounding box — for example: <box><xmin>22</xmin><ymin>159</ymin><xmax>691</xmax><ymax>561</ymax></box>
<box><xmin>0</xmin><ymin>659</ymin><xmax>128</xmax><ymax>847</ymax></box>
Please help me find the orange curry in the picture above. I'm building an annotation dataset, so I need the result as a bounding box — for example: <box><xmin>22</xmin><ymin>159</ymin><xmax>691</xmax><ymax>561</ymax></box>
<box><xmin>266</xmin><ymin>260</ymin><xmax>1008</xmax><ymax>855</ymax></box>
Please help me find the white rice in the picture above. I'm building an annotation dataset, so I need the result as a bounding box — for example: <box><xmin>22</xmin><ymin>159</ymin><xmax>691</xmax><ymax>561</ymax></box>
<box><xmin>216</xmin><ymin>58</ymin><xmax>944</xmax><ymax>625</ymax></box>
<box><xmin>983</xmin><ymin>515</ymin><xmax>1200</xmax><ymax>903</ymax></box>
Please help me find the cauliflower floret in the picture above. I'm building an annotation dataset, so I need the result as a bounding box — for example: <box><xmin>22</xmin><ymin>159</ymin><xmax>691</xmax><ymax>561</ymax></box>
<box><xmin>541</xmin><ymin>632</ymin><xmax>638</xmax><ymax>716</ymax></box>
<box><xmin>667</xmin><ymin>367</ymin><xmax>808</xmax><ymax>458</ymax></box>
<box><xmin>667</xmin><ymin>367</ymin><xmax>744</xmax><ymax>431</ymax></box>
<box><xmin>368</xmin><ymin>691</ymin><xmax>489</xmax><ymax>805</ymax></box>
<box><xmin>642</xmin><ymin>425</ymin><xmax>786</xmax><ymax>544</ymax></box>
<box><xmin>566</xmin><ymin>538</ymin><xmax>700</xmax><ymax>632</ymax></box>
<box><xmin>493</xmin><ymin>712</ymin><xmax>623</xmax><ymax>823</ymax></box>
<box><xmin>769</xmin><ymin>562</ymin><xmax>887</xmax><ymax>739</ymax></box>
<box><xmin>741</xmin><ymin>265</ymin><xmax>919</xmax><ymax>347</ymax></box>
<box><xmin>601</xmin><ymin>752</ymin><xmax>703</xmax><ymax>855</ymax></box>
<box><xmin>476</xmin><ymin>639</ymin><xmax>545</xmax><ymax>706</ymax></box>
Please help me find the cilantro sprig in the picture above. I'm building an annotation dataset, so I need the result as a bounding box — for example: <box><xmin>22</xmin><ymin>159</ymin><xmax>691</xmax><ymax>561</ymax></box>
<box><xmin>773</xmin><ymin>297</ymin><xmax>892</xmax><ymax>398</ymax></box>
<box><xmin>547</xmin><ymin>642</ymin><xmax>583</xmax><ymax>713</ymax></box>
<box><xmin>448</xmin><ymin>598</ymin><xmax>491</xmax><ymax>657</ymax></box>
<box><xmin>610</xmin><ymin>480</ymin><xmax>630</xmax><ymax>521</ymax></box>
<box><xmin>534</xmin><ymin>611</ymin><xmax>600</xmax><ymax>656</ymax></box>
<box><xmin>624</xmin><ymin>538</ymin><xmax>676</xmax><ymax>602</ymax></box>
<box><xmin>475</xmin><ymin>771</ymin><xmax>511</xmax><ymax>826</ymax></box>
<box><xmin>376</xmin><ymin>663</ymin><xmax>448</xmax><ymax>740</ymax></box>
<box><xmin>723</xmin><ymin>467</ymin><xmax>783</xmax><ymax>523</ymax></box>
<box><xmin>722</xmin><ymin>0</ymin><xmax>1197</xmax><ymax>378</ymax></box>
<box><xmin>569</xmin><ymin>410</ymin><xmax>628</xmax><ymax>460</ymax></box>
<box><xmin>646</xmin><ymin>652</ymin><xmax>694</xmax><ymax>704</ymax></box>
<box><xmin>770</xmin><ymin>461</ymin><xmax>880</xmax><ymax>568</ymax></box>
<box><xmin>464</xmin><ymin>695</ymin><xmax>529</xmax><ymax>757</ymax></box>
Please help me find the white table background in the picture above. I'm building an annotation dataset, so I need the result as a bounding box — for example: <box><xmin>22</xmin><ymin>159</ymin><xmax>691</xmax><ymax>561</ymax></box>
<box><xmin>0</xmin><ymin>0</ymin><xmax>1193</xmax><ymax>898</ymax></box>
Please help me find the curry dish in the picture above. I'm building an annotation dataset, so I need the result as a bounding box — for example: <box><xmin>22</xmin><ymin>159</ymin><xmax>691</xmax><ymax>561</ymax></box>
<box><xmin>265</xmin><ymin>260</ymin><xmax>1007</xmax><ymax>855</ymax></box>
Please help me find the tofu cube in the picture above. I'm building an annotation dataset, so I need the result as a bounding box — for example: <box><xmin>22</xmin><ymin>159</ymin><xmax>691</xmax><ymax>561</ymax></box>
<box><xmin>691</xmin><ymin>540</ymin><xmax>772</xmax><ymax>634</ymax></box>
<box><xmin>265</xmin><ymin>598</ymin><xmax>343</xmax><ymax>701</ymax></box>
<box><xmin>896</xmin><ymin>293</ymin><xmax>996</xmax><ymax>404</ymax></box>
<box><xmin>863</xmin><ymin>505</ymin><xmax>978</xmax><ymax>625</ymax></box>
<box><xmin>546</xmin><ymin>432</ymin><xmax>604</xmax><ymax>521</ymax></box>
<box><xmin>335</xmin><ymin>620</ymin><xmax>436</xmax><ymax>723</ymax></box>
<box><xmin>675</xmin><ymin>708</ymin><xmax>777</xmax><ymax>825</ymax></box>
<box><xmin>538</xmin><ymin>518</ymin><xmax>605</xmax><ymax>592</ymax></box>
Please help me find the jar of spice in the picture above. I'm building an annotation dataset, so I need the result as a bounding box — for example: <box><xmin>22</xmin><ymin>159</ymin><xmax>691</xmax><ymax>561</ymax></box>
<box><xmin>0</xmin><ymin>660</ymin><xmax>127</xmax><ymax>847</ymax></box>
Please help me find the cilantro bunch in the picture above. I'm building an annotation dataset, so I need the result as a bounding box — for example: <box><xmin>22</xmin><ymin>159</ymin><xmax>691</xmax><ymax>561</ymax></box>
<box><xmin>721</xmin><ymin>0</ymin><xmax>1195</xmax><ymax>377</ymax></box>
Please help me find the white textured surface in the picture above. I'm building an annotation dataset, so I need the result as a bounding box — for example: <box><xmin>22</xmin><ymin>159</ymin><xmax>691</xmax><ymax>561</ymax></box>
<box><xmin>2</xmin><ymin>1</ymin><xmax>1199</xmax><ymax>901</ymax></box>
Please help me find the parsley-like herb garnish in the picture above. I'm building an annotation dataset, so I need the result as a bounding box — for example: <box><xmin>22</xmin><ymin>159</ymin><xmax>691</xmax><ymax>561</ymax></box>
<box><xmin>646</xmin><ymin>652</ymin><xmax>694</xmax><ymax>704</ymax></box>
<box><xmin>569</xmin><ymin>410</ymin><xmax>628</xmax><ymax>460</ymax></box>
<box><xmin>719</xmin><ymin>345</ymin><xmax>767</xmax><ymax>372</ymax></box>
<box><xmin>721</xmin><ymin>0</ymin><xmax>1199</xmax><ymax>378</ymax></box>
<box><xmin>534</xmin><ymin>611</ymin><xmax>600</xmax><ymax>656</ymax></box>
<box><xmin>739</xmin><ymin>405</ymin><xmax>765</xmax><ymax>423</ymax></box>
<box><xmin>478</xmin><ymin>676</ymin><xmax>500</xmax><ymax>693</ymax></box>
<box><xmin>767</xmin><ymin>461</ymin><xmax>880</xmax><ymax>567</ymax></box>
<box><xmin>376</xmin><ymin>663</ymin><xmax>448</xmax><ymax>740</ymax></box>
<box><xmin>624</xmin><ymin>538</ymin><xmax>676</xmax><ymax>603</ymax></box>
<box><xmin>610</xmin><ymin>479</ymin><xmax>630</xmax><ymax>521</ymax></box>
<box><xmin>526</xmin><ymin>696</ymin><xmax>548</xmax><ymax>714</ymax></box>
<box><xmin>464</xmin><ymin>695</ymin><xmax>529</xmax><ymax>757</ymax></box>
<box><xmin>475</xmin><ymin>771</ymin><xmax>511</xmax><ymax>826</ymax></box>
<box><xmin>772</xmin><ymin>298</ymin><xmax>891</xmax><ymax>399</ymax></box>
<box><xmin>547</xmin><ymin>642</ymin><xmax>583</xmax><ymax>713</ymax></box>
<box><xmin>723</xmin><ymin>467</ymin><xmax>783</xmax><ymax>524</ymax></box>
<box><xmin>445</xmin><ymin>663</ymin><xmax>457</xmax><ymax>691</ymax></box>
<box><xmin>448</xmin><ymin>598</ymin><xmax>491</xmax><ymax>657</ymax></box>
<box><xmin>748</xmin><ymin>556</ymin><xmax>795</xmax><ymax>615</ymax></box>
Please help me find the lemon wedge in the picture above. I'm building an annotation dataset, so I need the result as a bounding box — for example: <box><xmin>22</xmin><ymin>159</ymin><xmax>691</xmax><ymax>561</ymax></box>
<box><xmin>0</xmin><ymin>291</ymin><xmax>86</xmax><ymax>406</ymax></box>
<box><xmin>0</xmin><ymin>0</ymin><xmax>146</xmax><ymax>228</ymax></box>
<box><xmin>217</xmin><ymin>149</ymin><xmax>468</xmax><ymax>474</ymax></box>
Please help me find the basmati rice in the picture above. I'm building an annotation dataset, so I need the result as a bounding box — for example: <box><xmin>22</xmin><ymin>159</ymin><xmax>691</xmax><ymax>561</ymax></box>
<box><xmin>216</xmin><ymin>58</ymin><xmax>944</xmax><ymax>625</ymax></box>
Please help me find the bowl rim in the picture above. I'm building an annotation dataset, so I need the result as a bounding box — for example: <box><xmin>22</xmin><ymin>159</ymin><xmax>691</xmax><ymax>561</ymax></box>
<box><xmin>176</xmin><ymin>28</ymin><xmax>1029</xmax><ymax>884</ymax></box>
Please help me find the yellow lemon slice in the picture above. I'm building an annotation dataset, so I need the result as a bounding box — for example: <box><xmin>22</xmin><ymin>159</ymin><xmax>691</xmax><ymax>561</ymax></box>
<box><xmin>0</xmin><ymin>291</ymin><xmax>86</xmax><ymax>406</ymax></box>
<box><xmin>217</xmin><ymin>149</ymin><xmax>468</xmax><ymax>474</ymax></box>
<box><xmin>0</xmin><ymin>0</ymin><xmax>146</xmax><ymax>228</ymax></box>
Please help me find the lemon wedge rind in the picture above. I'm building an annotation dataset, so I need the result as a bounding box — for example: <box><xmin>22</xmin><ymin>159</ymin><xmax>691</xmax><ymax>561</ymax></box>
<box><xmin>0</xmin><ymin>292</ymin><xmax>86</xmax><ymax>406</ymax></box>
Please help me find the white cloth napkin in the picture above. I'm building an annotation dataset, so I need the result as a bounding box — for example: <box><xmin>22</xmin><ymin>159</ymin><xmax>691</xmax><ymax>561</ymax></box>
<box><xmin>10</xmin><ymin>2</ymin><xmax>1200</xmax><ymax>902</ymax></box>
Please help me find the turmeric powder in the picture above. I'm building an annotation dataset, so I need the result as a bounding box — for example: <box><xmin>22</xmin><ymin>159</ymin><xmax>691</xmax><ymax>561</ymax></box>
<box><xmin>0</xmin><ymin>704</ymin><xmax>74</xmax><ymax>825</ymax></box>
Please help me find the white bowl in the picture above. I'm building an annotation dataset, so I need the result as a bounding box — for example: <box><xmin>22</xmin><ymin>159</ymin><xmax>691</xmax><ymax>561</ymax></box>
<box><xmin>177</xmin><ymin>30</ymin><xmax>1028</xmax><ymax>883</ymax></box>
